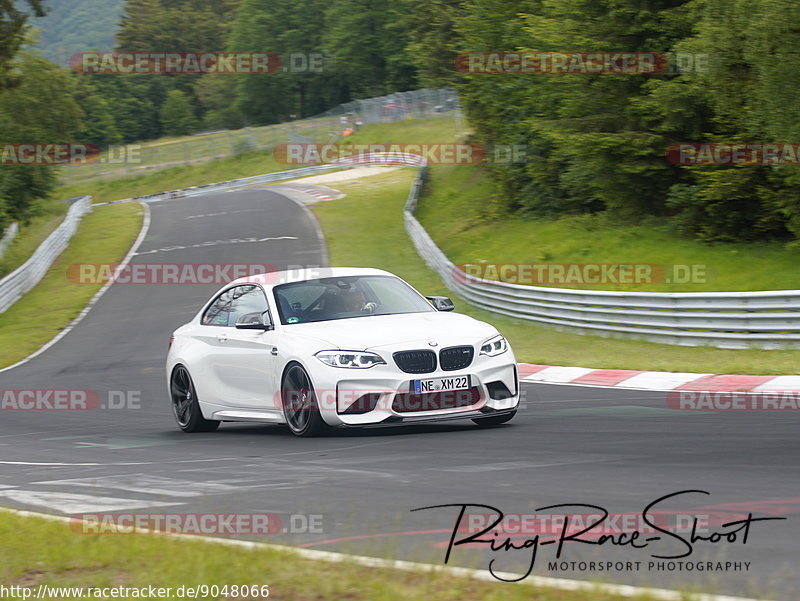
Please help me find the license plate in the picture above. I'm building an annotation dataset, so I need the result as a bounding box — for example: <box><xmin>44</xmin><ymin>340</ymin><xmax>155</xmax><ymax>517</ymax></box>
<box><xmin>413</xmin><ymin>375</ymin><xmax>471</xmax><ymax>394</ymax></box>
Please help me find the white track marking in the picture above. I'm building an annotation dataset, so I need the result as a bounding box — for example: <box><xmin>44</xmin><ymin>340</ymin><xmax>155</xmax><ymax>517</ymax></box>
<box><xmin>0</xmin><ymin>491</ymin><xmax>183</xmax><ymax>514</ymax></box>
<box><xmin>133</xmin><ymin>235</ymin><xmax>298</xmax><ymax>256</ymax></box>
<box><xmin>35</xmin><ymin>474</ymin><xmax>241</xmax><ymax>497</ymax></box>
<box><xmin>0</xmin><ymin>507</ymin><xmax>774</xmax><ymax>601</ymax></box>
<box><xmin>185</xmin><ymin>209</ymin><xmax>263</xmax><ymax>220</ymax></box>
<box><xmin>0</xmin><ymin>202</ymin><xmax>151</xmax><ymax>374</ymax></box>
<box><xmin>431</xmin><ymin>458</ymin><xmax>612</xmax><ymax>472</ymax></box>
<box><xmin>0</xmin><ymin>458</ymin><xmax>245</xmax><ymax>467</ymax></box>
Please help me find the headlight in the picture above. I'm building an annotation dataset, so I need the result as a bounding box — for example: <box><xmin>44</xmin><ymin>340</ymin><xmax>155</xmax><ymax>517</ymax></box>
<box><xmin>315</xmin><ymin>350</ymin><xmax>386</xmax><ymax>369</ymax></box>
<box><xmin>480</xmin><ymin>334</ymin><xmax>508</xmax><ymax>357</ymax></box>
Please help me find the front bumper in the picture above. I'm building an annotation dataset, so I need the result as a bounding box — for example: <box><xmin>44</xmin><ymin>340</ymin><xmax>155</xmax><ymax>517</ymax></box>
<box><xmin>309</xmin><ymin>353</ymin><xmax>520</xmax><ymax>427</ymax></box>
<box><xmin>354</xmin><ymin>406</ymin><xmax>518</xmax><ymax>428</ymax></box>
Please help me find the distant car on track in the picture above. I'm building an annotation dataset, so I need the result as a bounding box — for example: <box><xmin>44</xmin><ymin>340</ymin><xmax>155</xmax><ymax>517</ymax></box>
<box><xmin>167</xmin><ymin>267</ymin><xmax>519</xmax><ymax>437</ymax></box>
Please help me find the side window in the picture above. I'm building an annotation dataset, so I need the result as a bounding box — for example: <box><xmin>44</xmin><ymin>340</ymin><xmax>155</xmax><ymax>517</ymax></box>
<box><xmin>202</xmin><ymin>288</ymin><xmax>235</xmax><ymax>327</ymax></box>
<box><xmin>201</xmin><ymin>285</ymin><xmax>268</xmax><ymax>327</ymax></box>
<box><xmin>228</xmin><ymin>285</ymin><xmax>269</xmax><ymax>327</ymax></box>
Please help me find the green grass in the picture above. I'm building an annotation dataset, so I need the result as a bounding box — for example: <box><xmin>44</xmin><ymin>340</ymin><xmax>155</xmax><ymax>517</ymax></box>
<box><xmin>0</xmin><ymin>202</ymin><xmax>143</xmax><ymax>368</ymax></box>
<box><xmin>52</xmin><ymin>115</ymin><xmax>466</xmax><ymax>205</ymax></box>
<box><xmin>58</xmin><ymin>117</ymin><xmax>337</xmax><ymax>187</ymax></box>
<box><xmin>55</xmin><ymin>150</ymin><xmax>287</xmax><ymax>205</ymax></box>
<box><xmin>416</xmin><ymin>164</ymin><xmax>800</xmax><ymax>292</ymax></box>
<box><xmin>313</xmin><ymin>169</ymin><xmax>800</xmax><ymax>374</ymax></box>
<box><xmin>0</xmin><ymin>511</ymin><xmax>676</xmax><ymax>601</ymax></box>
<box><xmin>337</xmin><ymin>115</ymin><xmax>467</xmax><ymax>147</ymax></box>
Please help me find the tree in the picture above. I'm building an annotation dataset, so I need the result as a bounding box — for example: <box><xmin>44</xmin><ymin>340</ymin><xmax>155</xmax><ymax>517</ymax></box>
<box><xmin>229</xmin><ymin>0</ymin><xmax>338</xmax><ymax>124</ymax></box>
<box><xmin>195</xmin><ymin>73</ymin><xmax>244</xmax><ymax>129</ymax></box>
<box><xmin>657</xmin><ymin>0</ymin><xmax>800</xmax><ymax>241</ymax></box>
<box><xmin>441</xmin><ymin>0</ymin><xmax>698</xmax><ymax>220</ymax></box>
<box><xmin>402</xmin><ymin>0</ymin><xmax>465</xmax><ymax>87</ymax></box>
<box><xmin>78</xmin><ymin>74</ymin><xmax>163</xmax><ymax>142</ymax></box>
<box><xmin>322</xmin><ymin>0</ymin><xmax>417</xmax><ymax>98</ymax></box>
<box><xmin>160</xmin><ymin>89</ymin><xmax>197</xmax><ymax>135</ymax></box>
<box><xmin>0</xmin><ymin>0</ymin><xmax>47</xmax><ymax>90</ymax></box>
<box><xmin>116</xmin><ymin>0</ymin><xmax>241</xmax><ymax>126</ymax></box>
<box><xmin>0</xmin><ymin>51</ymin><xmax>84</xmax><ymax>225</ymax></box>
<box><xmin>73</xmin><ymin>78</ymin><xmax>122</xmax><ymax>147</ymax></box>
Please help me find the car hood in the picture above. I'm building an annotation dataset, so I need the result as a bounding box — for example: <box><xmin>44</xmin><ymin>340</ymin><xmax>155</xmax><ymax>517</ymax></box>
<box><xmin>284</xmin><ymin>311</ymin><xmax>498</xmax><ymax>351</ymax></box>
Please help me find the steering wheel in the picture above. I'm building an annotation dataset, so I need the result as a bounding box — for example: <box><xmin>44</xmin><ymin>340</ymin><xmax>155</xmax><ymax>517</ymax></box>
<box><xmin>298</xmin><ymin>290</ymin><xmax>329</xmax><ymax>317</ymax></box>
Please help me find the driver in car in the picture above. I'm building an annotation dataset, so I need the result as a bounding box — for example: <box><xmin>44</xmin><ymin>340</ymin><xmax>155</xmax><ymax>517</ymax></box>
<box><xmin>342</xmin><ymin>288</ymin><xmax>377</xmax><ymax>313</ymax></box>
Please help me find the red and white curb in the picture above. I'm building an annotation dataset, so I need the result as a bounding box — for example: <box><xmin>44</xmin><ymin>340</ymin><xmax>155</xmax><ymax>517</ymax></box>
<box><xmin>267</xmin><ymin>183</ymin><xmax>344</xmax><ymax>202</ymax></box>
<box><xmin>518</xmin><ymin>363</ymin><xmax>800</xmax><ymax>393</ymax></box>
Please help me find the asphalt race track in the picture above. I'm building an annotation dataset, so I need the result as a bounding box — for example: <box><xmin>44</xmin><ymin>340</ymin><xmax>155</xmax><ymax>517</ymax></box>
<box><xmin>1</xmin><ymin>188</ymin><xmax>798</xmax><ymax>600</ymax></box>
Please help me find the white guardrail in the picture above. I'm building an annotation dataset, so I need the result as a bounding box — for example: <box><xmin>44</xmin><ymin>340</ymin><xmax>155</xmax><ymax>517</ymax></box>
<box><xmin>0</xmin><ymin>221</ymin><xmax>19</xmax><ymax>258</ymax></box>
<box><xmin>0</xmin><ymin>196</ymin><xmax>92</xmax><ymax>314</ymax></box>
<box><xmin>4</xmin><ymin>155</ymin><xmax>799</xmax><ymax>349</ymax></box>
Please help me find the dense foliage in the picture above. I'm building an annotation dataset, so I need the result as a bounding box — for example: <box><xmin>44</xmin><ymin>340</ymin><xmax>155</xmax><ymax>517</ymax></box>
<box><xmin>24</xmin><ymin>0</ymin><xmax>124</xmax><ymax>65</ymax></box>
<box><xmin>416</xmin><ymin>0</ymin><xmax>800</xmax><ymax>242</ymax></box>
<box><xmin>2</xmin><ymin>0</ymin><xmax>800</xmax><ymax>244</ymax></box>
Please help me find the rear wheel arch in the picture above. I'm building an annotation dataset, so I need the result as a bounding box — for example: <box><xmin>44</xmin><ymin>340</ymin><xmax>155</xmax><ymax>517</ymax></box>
<box><xmin>170</xmin><ymin>363</ymin><xmax>220</xmax><ymax>433</ymax></box>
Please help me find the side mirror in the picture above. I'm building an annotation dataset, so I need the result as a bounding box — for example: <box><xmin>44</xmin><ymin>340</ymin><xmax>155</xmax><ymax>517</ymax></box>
<box><xmin>235</xmin><ymin>310</ymin><xmax>274</xmax><ymax>331</ymax></box>
<box><xmin>426</xmin><ymin>296</ymin><xmax>455</xmax><ymax>311</ymax></box>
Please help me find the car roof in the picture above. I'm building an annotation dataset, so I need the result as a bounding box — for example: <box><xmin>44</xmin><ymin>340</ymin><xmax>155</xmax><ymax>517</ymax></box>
<box><xmin>230</xmin><ymin>266</ymin><xmax>396</xmax><ymax>288</ymax></box>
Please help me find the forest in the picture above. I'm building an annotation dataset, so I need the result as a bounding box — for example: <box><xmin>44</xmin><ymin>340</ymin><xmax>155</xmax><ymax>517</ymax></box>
<box><xmin>1</xmin><ymin>0</ymin><xmax>800</xmax><ymax>244</ymax></box>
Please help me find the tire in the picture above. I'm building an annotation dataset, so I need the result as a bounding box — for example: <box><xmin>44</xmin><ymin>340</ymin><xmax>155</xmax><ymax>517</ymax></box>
<box><xmin>281</xmin><ymin>363</ymin><xmax>330</xmax><ymax>437</ymax></box>
<box><xmin>170</xmin><ymin>365</ymin><xmax>220</xmax><ymax>433</ymax></box>
<box><xmin>472</xmin><ymin>410</ymin><xmax>516</xmax><ymax>427</ymax></box>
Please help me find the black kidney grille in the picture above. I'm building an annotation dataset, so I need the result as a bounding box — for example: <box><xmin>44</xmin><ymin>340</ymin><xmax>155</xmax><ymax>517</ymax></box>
<box><xmin>439</xmin><ymin>346</ymin><xmax>474</xmax><ymax>371</ymax></box>
<box><xmin>393</xmin><ymin>350</ymin><xmax>437</xmax><ymax>374</ymax></box>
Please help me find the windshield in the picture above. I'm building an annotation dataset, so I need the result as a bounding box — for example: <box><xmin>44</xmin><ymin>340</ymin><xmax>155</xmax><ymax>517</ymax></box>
<box><xmin>273</xmin><ymin>275</ymin><xmax>435</xmax><ymax>325</ymax></box>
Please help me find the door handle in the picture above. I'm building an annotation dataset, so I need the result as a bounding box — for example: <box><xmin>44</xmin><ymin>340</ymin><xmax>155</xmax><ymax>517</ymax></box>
<box><xmin>217</xmin><ymin>334</ymin><xmax>228</xmax><ymax>343</ymax></box>
<box><xmin>271</xmin><ymin>347</ymin><xmax>278</xmax><ymax>356</ymax></box>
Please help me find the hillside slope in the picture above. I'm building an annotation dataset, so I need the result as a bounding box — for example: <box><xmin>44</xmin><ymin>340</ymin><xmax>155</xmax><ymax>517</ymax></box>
<box><xmin>23</xmin><ymin>0</ymin><xmax>124</xmax><ymax>65</ymax></box>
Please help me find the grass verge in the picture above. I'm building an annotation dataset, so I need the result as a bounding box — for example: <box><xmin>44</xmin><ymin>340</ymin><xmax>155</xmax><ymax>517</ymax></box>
<box><xmin>0</xmin><ymin>511</ymin><xmax>671</xmax><ymax>601</ymax></box>
<box><xmin>0</xmin><ymin>202</ymin><xmax>143</xmax><ymax>369</ymax></box>
<box><xmin>312</xmin><ymin>169</ymin><xmax>800</xmax><ymax>374</ymax></box>
<box><xmin>416</xmin><ymin>163</ymin><xmax>800</xmax><ymax>292</ymax></box>
<box><xmin>52</xmin><ymin>115</ymin><xmax>466</xmax><ymax>206</ymax></box>
<box><xmin>55</xmin><ymin>151</ymin><xmax>286</xmax><ymax>205</ymax></box>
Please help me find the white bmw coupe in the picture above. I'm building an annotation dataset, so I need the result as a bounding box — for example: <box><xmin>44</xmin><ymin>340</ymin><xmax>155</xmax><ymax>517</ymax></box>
<box><xmin>167</xmin><ymin>267</ymin><xmax>519</xmax><ymax>437</ymax></box>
